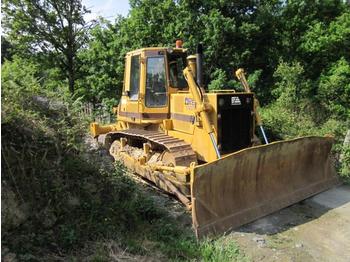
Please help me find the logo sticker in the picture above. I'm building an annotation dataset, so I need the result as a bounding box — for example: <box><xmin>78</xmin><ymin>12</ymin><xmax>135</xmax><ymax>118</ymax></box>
<box><xmin>185</xmin><ymin>97</ymin><xmax>196</xmax><ymax>109</ymax></box>
<box><xmin>231</xmin><ymin>96</ymin><xmax>241</xmax><ymax>105</ymax></box>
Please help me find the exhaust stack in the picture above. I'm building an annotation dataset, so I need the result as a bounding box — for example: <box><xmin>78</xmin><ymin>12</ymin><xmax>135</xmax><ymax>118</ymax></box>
<box><xmin>196</xmin><ymin>44</ymin><xmax>203</xmax><ymax>88</ymax></box>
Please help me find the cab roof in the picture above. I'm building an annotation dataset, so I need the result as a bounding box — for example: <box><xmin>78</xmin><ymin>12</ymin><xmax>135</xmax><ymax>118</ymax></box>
<box><xmin>126</xmin><ymin>47</ymin><xmax>187</xmax><ymax>56</ymax></box>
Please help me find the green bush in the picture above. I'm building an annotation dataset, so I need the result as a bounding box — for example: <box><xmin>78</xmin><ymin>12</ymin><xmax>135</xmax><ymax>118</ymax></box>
<box><xmin>318</xmin><ymin>57</ymin><xmax>350</xmax><ymax>120</ymax></box>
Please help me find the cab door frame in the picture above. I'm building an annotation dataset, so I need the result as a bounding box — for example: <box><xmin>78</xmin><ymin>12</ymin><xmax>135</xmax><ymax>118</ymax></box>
<box><xmin>118</xmin><ymin>51</ymin><xmax>143</xmax><ymax>124</ymax></box>
<box><xmin>138</xmin><ymin>50</ymin><xmax>170</xmax><ymax>122</ymax></box>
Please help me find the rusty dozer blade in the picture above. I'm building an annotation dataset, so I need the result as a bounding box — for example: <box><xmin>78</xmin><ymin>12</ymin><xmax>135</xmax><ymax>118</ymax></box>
<box><xmin>191</xmin><ymin>136</ymin><xmax>339</xmax><ymax>238</ymax></box>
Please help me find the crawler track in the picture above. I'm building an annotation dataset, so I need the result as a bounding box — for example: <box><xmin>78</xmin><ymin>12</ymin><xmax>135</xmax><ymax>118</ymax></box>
<box><xmin>106</xmin><ymin>129</ymin><xmax>197</xmax><ymax>166</ymax></box>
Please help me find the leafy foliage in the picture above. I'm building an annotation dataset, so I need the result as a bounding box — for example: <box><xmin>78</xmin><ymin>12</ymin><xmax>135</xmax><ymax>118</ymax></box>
<box><xmin>300</xmin><ymin>11</ymin><xmax>350</xmax><ymax>65</ymax></box>
<box><xmin>318</xmin><ymin>57</ymin><xmax>350</xmax><ymax>120</ymax></box>
<box><xmin>76</xmin><ymin>18</ymin><xmax>124</xmax><ymax>108</ymax></box>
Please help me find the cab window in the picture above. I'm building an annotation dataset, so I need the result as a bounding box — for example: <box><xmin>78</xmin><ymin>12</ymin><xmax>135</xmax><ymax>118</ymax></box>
<box><xmin>129</xmin><ymin>55</ymin><xmax>140</xmax><ymax>100</ymax></box>
<box><xmin>145</xmin><ymin>56</ymin><xmax>167</xmax><ymax>107</ymax></box>
<box><xmin>168</xmin><ymin>54</ymin><xmax>188</xmax><ymax>89</ymax></box>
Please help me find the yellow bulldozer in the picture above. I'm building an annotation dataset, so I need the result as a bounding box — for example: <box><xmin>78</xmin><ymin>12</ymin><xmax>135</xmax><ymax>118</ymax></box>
<box><xmin>90</xmin><ymin>41</ymin><xmax>338</xmax><ymax>238</ymax></box>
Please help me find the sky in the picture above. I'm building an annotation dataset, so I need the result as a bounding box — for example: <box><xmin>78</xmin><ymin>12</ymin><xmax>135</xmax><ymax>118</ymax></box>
<box><xmin>82</xmin><ymin>0</ymin><xmax>130</xmax><ymax>21</ymax></box>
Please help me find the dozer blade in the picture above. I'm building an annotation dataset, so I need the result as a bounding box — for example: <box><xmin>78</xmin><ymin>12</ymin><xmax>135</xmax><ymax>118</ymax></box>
<box><xmin>191</xmin><ymin>136</ymin><xmax>339</xmax><ymax>238</ymax></box>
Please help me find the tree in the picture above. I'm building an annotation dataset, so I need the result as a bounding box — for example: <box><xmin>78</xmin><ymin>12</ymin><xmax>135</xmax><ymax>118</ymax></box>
<box><xmin>2</xmin><ymin>0</ymin><xmax>92</xmax><ymax>94</ymax></box>
<box><xmin>77</xmin><ymin>17</ymin><xmax>125</xmax><ymax>108</ymax></box>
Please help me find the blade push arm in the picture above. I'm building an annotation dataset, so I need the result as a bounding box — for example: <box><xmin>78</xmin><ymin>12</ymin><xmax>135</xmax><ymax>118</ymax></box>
<box><xmin>183</xmin><ymin>67</ymin><xmax>221</xmax><ymax>159</ymax></box>
<box><xmin>235</xmin><ymin>68</ymin><xmax>269</xmax><ymax>144</ymax></box>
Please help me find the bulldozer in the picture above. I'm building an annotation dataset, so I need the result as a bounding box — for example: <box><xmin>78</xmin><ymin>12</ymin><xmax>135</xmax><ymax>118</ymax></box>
<box><xmin>90</xmin><ymin>41</ymin><xmax>338</xmax><ymax>238</ymax></box>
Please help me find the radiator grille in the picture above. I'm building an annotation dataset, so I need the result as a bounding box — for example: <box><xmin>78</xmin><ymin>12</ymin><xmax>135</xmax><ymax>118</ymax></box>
<box><xmin>217</xmin><ymin>94</ymin><xmax>254</xmax><ymax>154</ymax></box>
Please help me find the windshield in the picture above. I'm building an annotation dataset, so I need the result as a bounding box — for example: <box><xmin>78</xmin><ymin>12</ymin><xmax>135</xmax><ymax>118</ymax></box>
<box><xmin>168</xmin><ymin>53</ymin><xmax>188</xmax><ymax>89</ymax></box>
<box><xmin>145</xmin><ymin>56</ymin><xmax>167</xmax><ymax>107</ymax></box>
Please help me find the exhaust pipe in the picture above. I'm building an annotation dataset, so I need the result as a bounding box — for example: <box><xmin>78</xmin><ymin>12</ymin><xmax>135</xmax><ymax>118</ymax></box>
<box><xmin>196</xmin><ymin>44</ymin><xmax>203</xmax><ymax>88</ymax></box>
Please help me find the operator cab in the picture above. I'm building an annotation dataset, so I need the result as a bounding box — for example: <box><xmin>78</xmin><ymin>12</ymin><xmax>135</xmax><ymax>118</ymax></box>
<box><xmin>144</xmin><ymin>49</ymin><xmax>188</xmax><ymax>107</ymax></box>
<box><xmin>118</xmin><ymin>42</ymin><xmax>188</xmax><ymax>123</ymax></box>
